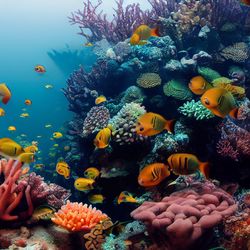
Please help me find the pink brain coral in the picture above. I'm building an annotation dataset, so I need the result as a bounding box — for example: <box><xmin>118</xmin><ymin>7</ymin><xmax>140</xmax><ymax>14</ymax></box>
<box><xmin>51</xmin><ymin>201</ymin><xmax>108</xmax><ymax>232</ymax></box>
<box><xmin>131</xmin><ymin>183</ymin><xmax>237</xmax><ymax>249</ymax></box>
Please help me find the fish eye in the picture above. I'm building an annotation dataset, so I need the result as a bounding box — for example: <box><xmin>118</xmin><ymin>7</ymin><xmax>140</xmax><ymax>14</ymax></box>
<box><xmin>204</xmin><ymin>98</ymin><xmax>210</xmax><ymax>105</ymax></box>
<box><xmin>139</xmin><ymin>127</ymin><xmax>144</xmax><ymax>132</ymax></box>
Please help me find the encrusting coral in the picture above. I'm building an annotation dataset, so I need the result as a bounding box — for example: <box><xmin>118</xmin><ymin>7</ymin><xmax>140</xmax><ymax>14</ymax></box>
<box><xmin>51</xmin><ymin>201</ymin><xmax>108</xmax><ymax>232</ymax></box>
<box><xmin>137</xmin><ymin>73</ymin><xmax>162</xmax><ymax>89</ymax></box>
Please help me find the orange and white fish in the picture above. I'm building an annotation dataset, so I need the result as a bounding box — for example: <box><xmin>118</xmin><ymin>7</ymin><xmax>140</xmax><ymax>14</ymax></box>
<box><xmin>94</xmin><ymin>127</ymin><xmax>112</xmax><ymax>149</ymax></box>
<box><xmin>138</xmin><ymin>163</ymin><xmax>170</xmax><ymax>187</ymax></box>
<box><xmin>136</xmin><ymin>112</ymin><xmax>175</xmax><ymax>136</ymax></box>
<box><xmin>25</xmin><ymin>99</ymin><xmax>32</xmax><ymax>105</ymax></box>
<box><xmin>201</xmin><ymin>87</ymin><xmax>239</xmax><ymax>119</ymax></box>
<box><xmin>130</xmin><ymin>25</ymin><xmax>159</xmax><ymax>45</ymax></box>
<box><xmin>167</xmin><ymin>153</ymin><xmax>209</xmax><ymax>178</ymax></box>
<box><xmin>0</xmin><ymin>83</ymin><xmax>11</xmax><ymax>104</ymax></box>
<box><xmin>35</xmin><ymin>65</ymin><xmax>46</xmax><ymax>73</ymax></box>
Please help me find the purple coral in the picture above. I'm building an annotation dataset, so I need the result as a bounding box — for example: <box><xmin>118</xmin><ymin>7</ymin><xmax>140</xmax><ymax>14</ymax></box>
<box><xmin>131</xmin><ymin>180</ymin><xmax>237</xmax><ymax>249</ymax></box>
<box><xmin>82</xmin><ymin>106</ymin><xmax>110</xmax><ymax>138</ymax></box>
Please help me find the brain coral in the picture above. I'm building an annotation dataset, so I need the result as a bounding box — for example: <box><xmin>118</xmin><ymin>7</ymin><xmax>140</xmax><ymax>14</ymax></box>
<box><xmin>220</xmin><ymin>42</ymin><xmax>249</xmax><ymax>63</ymax></box>
<box><xmin>109</xmin><ymin>102</ymin><xmax>146</xmax><ymax>145</ymax></box>
<box><xmin>163</xmin><ymin>79</ymin><xmax>193</xmax><ymax>100</ymax></box>
<box><xmin>137</xmin><ymin>73</ymin><xmax>162</xmax><ymax>88</ymax></box>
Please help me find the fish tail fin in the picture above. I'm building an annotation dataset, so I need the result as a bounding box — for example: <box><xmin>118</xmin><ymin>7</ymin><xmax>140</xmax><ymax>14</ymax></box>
<box><xmin>165</xmin><ymin>119</ymin><xmax>176</xmax><ymax>133</ymax></box>
<box><xmin>2</xmin><ymin>95</ymin><xmax>10</xmax><ymax>104</ymax></box>
<box><xmin>151</xmin><ymin>27</ymin><xmax>160</xmax><ymax>37</ymax></box>
<box><xmin>199</xmin><ymin>162</ymin><xmax>210</xmax><ymax>179</ymax></box>
<box><xmin>229</xmin><ymin>108</ymin><xmax>239</xmax><ymax>119</ymax></box>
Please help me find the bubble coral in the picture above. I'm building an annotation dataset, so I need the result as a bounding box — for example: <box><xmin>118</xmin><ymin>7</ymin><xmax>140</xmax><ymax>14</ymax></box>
<box><xmin>163</xmin><ymin>79</ymin><xmax>193</xmax><ymax>101</ymax></box>
<box><xmin>220</xmin><ymin>42</ymin><xmax>249</xmax><ymax>63</ymax></box>
<box><xmin>82</xmin><ymin>106</ymin><xmax>110</xmax><ymax>138</ymax></box>
<box><xmin>137</xmin><ymin>73</ymin><xmax>162</xmax><ymax>89</ymax></box>
<box><xmin>109</xmin><ymin>102</ymin><xmax>147</xmax><ymax>145</ymax></box>
<box><xmin>51</xmin><ymin>200</ymin><xmax>108</xmax><ymax>232</ymax></box>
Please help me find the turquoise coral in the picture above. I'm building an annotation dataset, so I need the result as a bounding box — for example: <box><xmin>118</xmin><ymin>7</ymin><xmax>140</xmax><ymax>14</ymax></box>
<box><xmin>178</xmin><ymin>100</ymin><xmax>214</xmax><ymax>120</ymax></box>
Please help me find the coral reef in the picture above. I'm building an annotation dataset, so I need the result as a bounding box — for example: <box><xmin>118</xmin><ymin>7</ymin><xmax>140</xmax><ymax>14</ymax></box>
<box><xmin>163</xmin><ymin>79</ymin><xmax>193</xmax><ymax>101</ymax></box>
<box><xmin>137</xmin><ymin>73</ymin><xmax>162</xmax><ymax>89</ymax></box>
<box><xmin>131</xmin><ymin>180</ymin><xmax>237</xmax><ymax>249</ymax></box>
<box><xmin>52</xmin><ymin>201</ymin><xmax>108</xmax><ymax>232</ymax></box>
<box><xmin>82</xmin><ymin>106</ymin><xmax>110</xmax><ymax>138</ymax></box>
<box><xmin>109</xmin><ymin>102</ymin><xmax>147</xmax><ymax>145</ymax></box>
<box><xmin>178</xmin><ymin>100</ymin><xmax>215</xmax><ymax>120</ymax></box>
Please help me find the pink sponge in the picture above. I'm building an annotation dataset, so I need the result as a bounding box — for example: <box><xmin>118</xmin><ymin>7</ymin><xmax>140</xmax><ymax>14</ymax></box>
<box><xmin>131</xmin><ymin>182</ymin><xmax>237</xmax><ymax>249</ymax></box>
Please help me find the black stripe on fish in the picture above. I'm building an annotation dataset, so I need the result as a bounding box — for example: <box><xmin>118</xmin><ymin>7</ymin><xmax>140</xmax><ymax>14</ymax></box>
<box><xmin>178</xmin><ymin>156</ymin><xmax>182</xmax><ymax>172</ymax></box>
<box><xmin>184</xmin><ymin>157</ymin><xmax>188</xmax><ymax>173</ymax></box>
<box><xmin>14</xmin><ymin>147</ymin><xmax>17</xmax><ymax>155</ymax></box>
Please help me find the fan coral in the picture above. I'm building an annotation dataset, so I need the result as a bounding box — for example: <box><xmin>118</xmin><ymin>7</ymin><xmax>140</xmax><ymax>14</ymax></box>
<box><xmin>137</xmin><ymin>73</ymin><xmax>162</xmax><ymax>89</ymax></box>
<box><xmin>163</xmin><ymin>79</ymin><xmax>193</xmax><ymax>101</ymax></box>
<box><xmin>178</xmin><ymin>100</ymin><xmax>214</xmax><ymax>120</ymax></box>
<box><xmin>131</xmin><ymin>181</ymin><xmax>237</xmax><ymax>249</ymax></box>
<box><xmin>109</xmin><ymin>102</ymin><xmax>146</xmax><ymax>145</ymax></box>
<box><xmin>51</xmin><ymin>201</ymin><xmax>108</xmax><ymax>232</ymax></box>
<box><xmin>0</xmin><ymin>160</ymin><xmax>33</xmax><ymax>221</ymax></box>
<box><xmin>82</xmin><ymin>106</ymin><xmax>110</xmax><ymax>138</ymax></box>
<box><xmin>220</xmin><ymin>42</ymin><xmax>249</xmax><ymax>63</ymax></box>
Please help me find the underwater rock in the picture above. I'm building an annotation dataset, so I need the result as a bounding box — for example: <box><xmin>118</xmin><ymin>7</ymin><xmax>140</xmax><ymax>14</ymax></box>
<box><xmin>164</xmin><ymin>59</ymin><xmax>183</xmax><ymax>72</ymax></box>
<box><xmin>192</xmin><ymin>51</ymin><xmax>213</xmax><ymax>66</ymax></box>
<box><xmin>120</xmin><ymin>85</ymin><xmax>145</xmax><ymax>104</ymax></box>
<box><xmin>228</xmin><ymin>65</ymin><xmax>246</xmax><ymax>86</ymax></box>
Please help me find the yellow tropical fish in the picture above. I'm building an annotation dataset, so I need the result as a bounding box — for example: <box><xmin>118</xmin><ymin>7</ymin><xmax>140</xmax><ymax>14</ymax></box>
<box><xmin>21</xmin><ymin>166</ymin><xmax>30</xmax><ymax>175</ymax></box>
<box><xmin>0</xmin><ymin>108</ymin><xmax>5</xmax><ymax>116</ymax></box>
<box><xmin>20</xmin><ymin>113</ymin><xmax>29</xmax><ymax>118</ymax></box>
<box><xmin>24</xmin><ymin>145</ymin><xmax>38</xmax><ymax>153</ymax></box>
<box><xmin>56</xmin><ymin>161</ymin><xmax>70</xmax><ymax>179</ymax></box>
<box><xmin>24</xmin><ymin>99</ymin><xmax>32</xmax><ymax>105</ymax></box>
<box><xmin>138</xmin><ymin>163</ymin><xmax>170</xmax><ymax>187</ymax></box>
<box><xmin>74</xmin><ymin>177</ymin><xmax>95</xmax><ymax>192</ymax></box>
<box><xmin>44</xmin><ymin>84</ymin><xmax>53</xmax><ymax>89</ymax></box>
<box><xmin>95</xmin><ymin>95</ymin><xmax>107</xmax><ymax>105</ymax></box>
<box><xmin>117</xmin><ymin>191</ymin><xmax>138</xmax><ymax>205</ymax></box>
<box><xmin>136</xmin><ymin>112</ymin><xmax>175</xmax><ymax>136</ymax></box>
<box><xmin>0</xmin><ymin>83</ymin><xmax>11</xmax><ymax>104</ymax></box>
<box><xmin>88</xmin><ymin>194</ymin><xmax>105</xmax><ymax>204</ymax></box>
<box><xmin>53</xmin><ymin>144</ymin><xmax>59</xmax><ymax>147</ymax></box>
<box><xmin>53</xmin><ymin>132</ymin><xmax>63</xmax><ymax>139</ymax></box>
<box><xmin>84</xmin><ymin>42</ymin><xmax>94</xmax><ymax>47</ymax></box>
<box><xmin>0</xmin><ymin>138</ymin><xmax>24</xmax><ymax>157</ymax></box>
<box><xmin>189</xmin><ymin>76</ymin><xmax>213</xmax><ymax>95</ymax></box>
<box><xmin>18</xmin><ymin>153</ymin><xmax>35</xmax><ymax>164</ymax></box>
<box><xmin>167</xmin><ymin>153</ymin><xmax>209</xmax><ymax>178</ymax></box>
<box><xmin>31</xmin><ymin>205</ymin><xmax>55</xmax><ymax>222</ymax></box>
<box><xmin>35</xmin><ymin>65</ymin><xmax>46</xmax><ymax>73</ymax></box>
<box><xmin>94</xmin><ymin>127</ymin><xmax>112</xmax><ymax>149</ymax></box>
<box><xmin>8</xmin><ymin>126</ymin><xmax>16</xmax><ymax>131</ymax></box>
<box><xmin>130</xmin><ymin>25</ymin><xmax>159</xmax><ymax>45</ymax></box>
<box><xmin>201</xmin><ymin>87</ymin><xmax>239</xmax><ymax>119</ymax></box>
<box><xmin>84</xmin><ymin>167</ymin><xmax>100</xmax><ymax>180</ymax></box>
<box><xmin>64</xmin><ymin>145</ymin><xmax>70</xmax><ymax>151</ymax></box>
<box><xmin>34</xmin><ymin>164</ymin><xmax>45</xmax><ymax>170</ymax></box>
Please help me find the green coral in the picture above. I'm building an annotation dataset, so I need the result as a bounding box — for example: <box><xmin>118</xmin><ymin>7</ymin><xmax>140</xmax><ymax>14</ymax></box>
<box><xmin>198</xmin><ymin>67</ymin><xmax>221</xmax><ymax>82</ymax></box>
<box><xmin>212</xmin><ymin>77</ymin><xmax>233</xmax><ymax>85</ymax></box>
<box><xmin>163</xmin><ymin>79</ymin><xmax>193</xmax><ymax>100</ymax></box>
<box><xmin>178</xmin><ymin>100</ymin><xmax>214</xmax><ymax>120</ymax></box>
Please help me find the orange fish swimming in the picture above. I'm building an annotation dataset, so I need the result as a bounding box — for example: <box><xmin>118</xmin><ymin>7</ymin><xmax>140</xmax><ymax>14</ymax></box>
<box><xmin>95</xmin><ymin>95</ymin><xmax>107</xmax><ymax>105</ymax></box>
<box><xmin>117</xmin><ymin>191</ymin><xmax>138</xmax><ymax>204</ymax></box>
<box><xmin>138</xmin><ymin>163</ymin><xmax>170</xmax><ymax>187</ymax></box>
<box><xmin>167</xmin><ymin>153</ymin><xmax>209</xmax><ymax>178</ymax></box>
<box><xmin>94</xmin><ymin>127</ymin><xmax>112</xmax><ymax>149</ymax></box>
<box><xmin>130</xmin><ymin>25</ymin><xmax>159</xmax><ymax>45</ymax></box>
<box><xmin>0</xmin><ymin>83</ymin><xmax>11</xmax><ymax>104</ymax></box>
<box><xmin>25</xmin><ymin>99</ymin><xmax>32</xmax><ymax>105</ymax></box>
<box><xmin>136</xmin><ymin>112</ymin><xmax>175</xmax><ymax>136</ymax></box>
<box><xmin>201</xmin><ymin>87</ymin><xmax>239</xmax><ymax>119</ymax></box>
<box><xmin>189</xmin><ymin>76</ymin><xmax>213</xmax><ymax>95</ymax></box>
<box><xmin>35</xmin><ymin>65</ymin><xmax>46</xmax><ymax>73</ymax></box>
